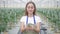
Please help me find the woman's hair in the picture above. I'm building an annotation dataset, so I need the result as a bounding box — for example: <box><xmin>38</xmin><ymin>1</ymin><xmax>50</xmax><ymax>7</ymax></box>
<box><xmin>25</xmin><ymin>1</ymin><xmax>36</xmax><ymax>16</ymax></box>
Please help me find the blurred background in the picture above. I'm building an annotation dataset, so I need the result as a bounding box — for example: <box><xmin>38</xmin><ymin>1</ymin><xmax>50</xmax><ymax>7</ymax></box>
<box><xmin>0</xmin><ymin>0</ymin><xmax>60</xmax><ymax>34</ymax></box>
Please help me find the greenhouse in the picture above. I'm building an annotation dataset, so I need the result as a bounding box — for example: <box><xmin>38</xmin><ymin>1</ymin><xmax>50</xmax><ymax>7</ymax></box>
<box><xmin>0</xmin><ymin>0</ymin><xmax>60</xmax><ymax>34</ymax></box>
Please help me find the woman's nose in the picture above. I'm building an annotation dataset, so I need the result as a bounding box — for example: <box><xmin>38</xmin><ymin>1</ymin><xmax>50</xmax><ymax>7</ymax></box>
<box><xmin>29</xmin><ymin>8</ymin><xmax>32</xmax><ymax>10</ymax></box>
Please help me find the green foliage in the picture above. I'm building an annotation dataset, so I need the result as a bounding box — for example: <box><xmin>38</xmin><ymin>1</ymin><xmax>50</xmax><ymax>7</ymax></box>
<box><xmin>0</xmin><ymin>8</ymin><xmax>60</xmax><ymax>32</ymax></box>
<box><xmin>0</xmin><ymin>8</ymin><xmax>24</xmax><ymax>32</ymax></box>
<box><xmin>37</xmin><ymin>8</ymin><xmax>60</xmax><ymax>30</ymax></box>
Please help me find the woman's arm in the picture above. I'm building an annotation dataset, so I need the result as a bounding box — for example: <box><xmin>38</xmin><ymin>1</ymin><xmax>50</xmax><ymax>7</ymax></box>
<box><xmin>34</xmin><ymin>22</ymin><xmax>40</xmax><ymax>32</ymax></box>
<box><xmin>20</xmin><ymin>22</ymin><xmax>26</xmax><ymax>32</ymax></box>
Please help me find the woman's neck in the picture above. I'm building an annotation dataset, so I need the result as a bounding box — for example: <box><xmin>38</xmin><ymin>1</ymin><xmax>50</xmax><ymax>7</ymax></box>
<box><xmin>28</xmin><ymin>14</ymin><xmax>33</xmax><ymax>17</ymax></box>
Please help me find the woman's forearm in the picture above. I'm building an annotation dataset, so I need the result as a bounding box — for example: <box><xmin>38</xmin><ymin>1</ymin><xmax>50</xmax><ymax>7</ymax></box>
<box><xmin>33</xmin><ymin>23</ymin><xmax>40</xmax><ymax>32</ymax></box>
<box><xmin>33</xmin><ymin>28</ymin><xmax>40</xmax><ymax>32</ymax></box>
<box><xmin>20</xmin><ymin>22</ymin><xmax>26</xmax><ymax>32</ymax></box>
<box><xmin>20</xmin><ymin>27</ymin><xmax>26</xmax><ymax>32</ymax></box>
<box><xmin>20</xmin><ymin>25</ymin><xmax>25</xmax><ymax>32</ymax></box>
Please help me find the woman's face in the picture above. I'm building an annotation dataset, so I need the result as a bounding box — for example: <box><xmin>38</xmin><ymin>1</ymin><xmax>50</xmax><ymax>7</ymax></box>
<box><xmin>27</xmin><ymin>3</ymin><xmax>34</xmax><ymax>14</ymax></box>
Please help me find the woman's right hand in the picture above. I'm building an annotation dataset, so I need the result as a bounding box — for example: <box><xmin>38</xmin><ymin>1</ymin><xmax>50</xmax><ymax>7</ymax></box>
<box><xmin>25</xmin><ymin>26</ymin><xmax>29</xmax><ymax>30</ymax></box>
<box><xmin>25</xmin><ymin>26</ymin><xmax>34</xmax><ymax>30</ymax></box>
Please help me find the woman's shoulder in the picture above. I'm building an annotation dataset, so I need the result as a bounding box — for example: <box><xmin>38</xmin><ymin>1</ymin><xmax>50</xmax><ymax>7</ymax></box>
<box><xmin>21</xmin><ymin>15</ymin><xmax>27</xmax><ymax>18</ymax></box>
<box><xmin>35</xmin><ymin>15</ymin><xmax>42</xmax><ymax>22</ymax></box>
<box><xmin>21</xmin><ymin>15</ymin><xmax>40</xmax><ymax>19</ymax></box>
<box><xmin>35</xmin><ymin>15</ymin><xmax>40</xmax><ymax>18</ymax></box>
<box><xmin>20</xmin><ymin>16</ymin><xmax>27</xmax><ymax>21</ymax></box>
<box><xmin>21</xmin><ymin>15</ymin><xmax>27</xmax><ymax>19</ymax></box>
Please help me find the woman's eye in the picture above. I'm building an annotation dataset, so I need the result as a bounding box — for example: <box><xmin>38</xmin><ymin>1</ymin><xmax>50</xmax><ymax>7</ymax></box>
<box><xmin>27</xmin><ymin>6</ymin><xmax>30</xmax><ymax>9</ymax></box>
<box><xmin>27</xmin><ymin>6</ymin><xmax>34</xmax><ymax>9</ymax></box>
<box><xmin>31</xmin><ymin>7</ymin><xmax>34</xmax><ymax>9</ymax></box>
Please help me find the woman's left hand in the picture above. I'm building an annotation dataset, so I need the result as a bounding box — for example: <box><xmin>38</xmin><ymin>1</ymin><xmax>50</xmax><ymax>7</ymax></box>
<box><xmin>28</xmin><ymin>26</ymin><xmax>34</xmax><ymax>30</ymax></box>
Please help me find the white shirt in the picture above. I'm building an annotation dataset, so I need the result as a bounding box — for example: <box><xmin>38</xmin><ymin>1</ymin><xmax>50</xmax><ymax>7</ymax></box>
<box><xmin>20</xmin><ymin>15</ymin><xmax>42</xmax><ymax>26</ymax></box>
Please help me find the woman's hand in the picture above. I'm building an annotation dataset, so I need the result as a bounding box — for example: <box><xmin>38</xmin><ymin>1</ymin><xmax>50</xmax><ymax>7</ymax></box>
<box><xmin>26</xmin><ymin>26</ymin><xmax>34</xmax><ymax>30</ymax></box>
<box><xmin>20</xmin><ymin>22</ymin><xmax>26</xmax><ymax>32</ymax></box>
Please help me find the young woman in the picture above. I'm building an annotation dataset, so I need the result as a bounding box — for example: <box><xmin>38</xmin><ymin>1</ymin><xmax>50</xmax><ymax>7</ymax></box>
<box><xmin>20</xmin><ymin>1</ymin><xmax>42</xmax><ymax>34</ymax></box>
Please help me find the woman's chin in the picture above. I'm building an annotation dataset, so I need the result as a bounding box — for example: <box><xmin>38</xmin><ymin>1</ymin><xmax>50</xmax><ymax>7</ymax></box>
<box><xmin>28</xmin><ymin>13</ymin><xmax>33</xmax><ymax>14</ymax></box>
